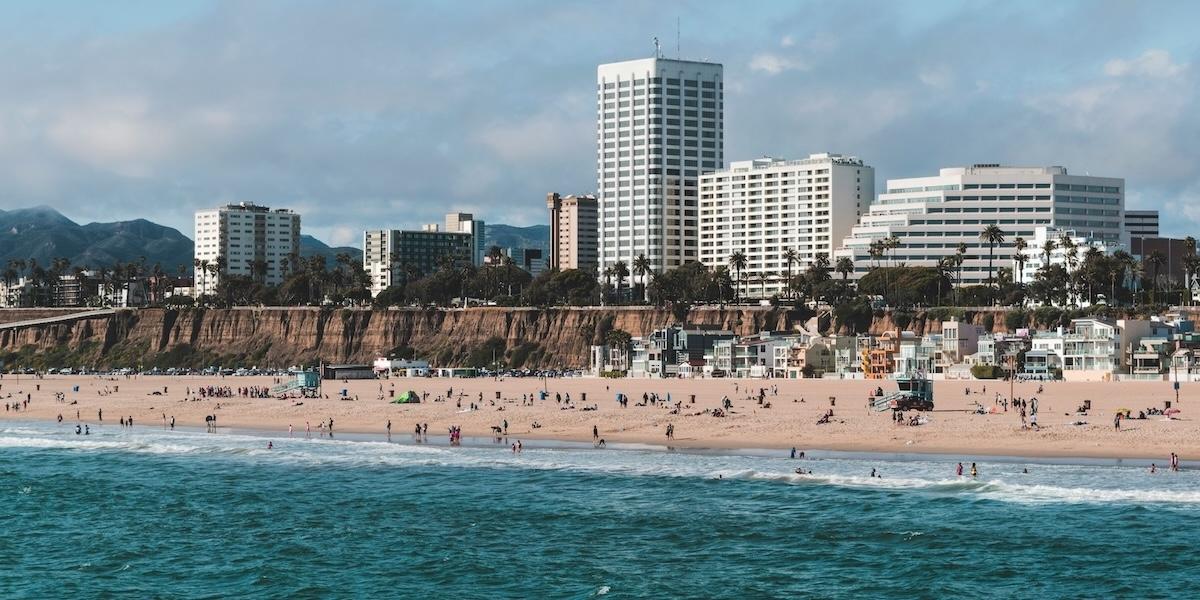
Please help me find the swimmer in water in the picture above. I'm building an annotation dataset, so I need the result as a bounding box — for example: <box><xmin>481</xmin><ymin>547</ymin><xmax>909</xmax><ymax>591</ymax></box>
<box><xmin>267</xmin><ymin>441</ymin><xmax>273</xmax><ymax>450</ymax></box>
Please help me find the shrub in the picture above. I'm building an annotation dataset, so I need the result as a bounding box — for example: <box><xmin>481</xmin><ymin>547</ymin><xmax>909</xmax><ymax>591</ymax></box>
<box><xmin>971</xmin><ymin>364</ymin><xmax>1001</xmax><ymax>379</ymax></box>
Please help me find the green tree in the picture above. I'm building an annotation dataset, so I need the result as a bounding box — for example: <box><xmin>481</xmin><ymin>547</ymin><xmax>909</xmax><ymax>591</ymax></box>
<box><xmin>632</xmin><ymin>253</ymin><xmax>652</xmax><ymax>303</ymax></box>
<box><xmin>782</xmin><ymin>248</ymin><xmax>799</xmax><ymax>299</ymax></box>
<box><xmin>728</xmin><ymin>250</ymin><xmax>747</xmax><ymax>304</ymax></box>
<box><xmin>979</xmin><ymin>224</ymin><xmax>1006</xmax><ymax>301</ymax></box>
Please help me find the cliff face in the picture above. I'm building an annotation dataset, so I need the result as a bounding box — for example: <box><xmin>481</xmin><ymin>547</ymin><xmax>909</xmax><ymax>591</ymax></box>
<box><xmin>0</xmin><ymin>306</ymin><xmax>800</xmax><ymax>369</ymax></box>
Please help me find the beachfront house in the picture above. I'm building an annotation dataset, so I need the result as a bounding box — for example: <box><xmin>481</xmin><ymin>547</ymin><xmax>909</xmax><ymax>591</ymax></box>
<box><xmin>785</xmin><ymin>336</ymin><xmax>848</xmax><ymax>379</ymax></box>
<box><xmin>1059</xmin><ymin>318</ymin><xmax>1155</xmax><ymax>380</ymax></box>
<box><xmin>1023</xmin><ymin>330</ymin><xmax>1065</xmax><ymax>379</ymax></box>
<box><xmin>941</xmin><ymin>319</ymin><xmax>985</xmax><ymax>365</ymax></box>
<box><xmin>629</xmin><ymin>324</ymin><xmax>735</xmax><ymax>378</ymax></box>
<box><xmin>895</xmin><ymin>332</ymin><xmax>942</xmax><ymax>376</ymax></box>
<box><xmin>861</xmin><ymin>331</ymin><xmax>901</xmax><ymax>379</ymax></box>
<box><xmin>711</xmin><ymin>332</ymin><xmax>793</xmax><ymax>378</ymax></box>
<box><xmin>1128</xmin><ymin>337</ymin><xmax>1172</xmax><ymax>380</ymax></box>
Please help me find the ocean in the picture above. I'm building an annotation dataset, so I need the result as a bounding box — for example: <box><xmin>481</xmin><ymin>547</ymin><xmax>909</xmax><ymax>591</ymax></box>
<box><xmin>1</xmin><ymin>422</ymin><xmax>1196</xmax><ymax>599</ymax></box>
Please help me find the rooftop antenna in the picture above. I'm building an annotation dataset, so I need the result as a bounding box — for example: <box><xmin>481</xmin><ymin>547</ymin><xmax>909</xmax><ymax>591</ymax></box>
<box><xmin>653</xmin><ymin>36</ymin><xmax>661</xmax><ymax>58</ymax></box>
<box><xmin>676</xmin><ymin>17</ymin><xmax>681</xmax><ymax>58</ymax></box>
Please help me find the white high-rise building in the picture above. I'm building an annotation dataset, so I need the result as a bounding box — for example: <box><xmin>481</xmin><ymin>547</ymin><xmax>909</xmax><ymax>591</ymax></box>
<box><xmin>193</xmin><ymin>202</ymin><xmax>300</xmax><ymax>295</ymax></box>
<box><xmin>597</xmin><ymin>56</ymin><xmax>724</xmax><ymax>280</ymax></box>
<box><xmin>699</xmin><ymin>154</ymin><xmax>874</xmax><ymax>297</ymax></box>
<box><xmin>834</xmin><ymin>165</ymin><xmax>1124</xmax><ymax>285</ymax></box>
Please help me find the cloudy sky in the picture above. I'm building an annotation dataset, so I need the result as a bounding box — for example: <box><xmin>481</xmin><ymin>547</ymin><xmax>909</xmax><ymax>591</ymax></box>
<box><xmin>0</xmin><ymin>0</ymin><xmax>1197</xmax><ymax>245</ymax></box>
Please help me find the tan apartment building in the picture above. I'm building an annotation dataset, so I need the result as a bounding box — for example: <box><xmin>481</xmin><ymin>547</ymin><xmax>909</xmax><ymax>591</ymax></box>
<box><xmin>547</xmin><ymin>193</ymin><xmax>599</xmax><ymax>272</ymax></box>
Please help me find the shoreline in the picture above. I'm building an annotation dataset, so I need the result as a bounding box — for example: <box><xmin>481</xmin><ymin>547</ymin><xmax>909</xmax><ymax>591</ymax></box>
<box><xmin>3</xmin><ymin>374</ymin><xmax>1197</xmax><ymax>464</ymax></box>
<box><xmin>4</xmin><ymin>415</ymin><xmax>1190</xmax><ymax>467</ymax></box>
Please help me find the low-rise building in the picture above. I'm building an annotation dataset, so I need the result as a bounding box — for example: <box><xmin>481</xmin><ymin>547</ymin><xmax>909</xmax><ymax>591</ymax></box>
<box><xmin>629</xmin><ymin>325</ymin><xmax>735</xmax><ymax>378</ymax></box>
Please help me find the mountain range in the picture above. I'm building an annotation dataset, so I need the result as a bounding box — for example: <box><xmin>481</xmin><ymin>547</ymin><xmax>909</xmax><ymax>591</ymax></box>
<box><xmin>0</xmin><ymin>206</ymin><xmax>358</xmax><ymax>272</ymax></box>
<box><xmin>0</xmin><ymin>206</ymin><xmax>546</xmax><ymax>273</ymax></box>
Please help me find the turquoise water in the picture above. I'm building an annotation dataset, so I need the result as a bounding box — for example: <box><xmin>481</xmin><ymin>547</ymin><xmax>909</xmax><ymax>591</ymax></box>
<box><xmin>1</xmin><ymin>422</ymin><xmax>1197</xmax><ymax>598</ymax></box>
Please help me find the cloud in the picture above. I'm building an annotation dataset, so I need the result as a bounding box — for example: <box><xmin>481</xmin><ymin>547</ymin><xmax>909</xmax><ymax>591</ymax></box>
<box><xmin>917</xmin><ymin>65</ymin><xmax>953</xmax><ymax>89</ymax></box>
<box><xmin>748</xmin><ymin>52</ymin><xmax>808</xmax><ymax>75</ymax></box>
<box><xmin>1104</xmin><ymin>49</ymin><xmax>1186</xmax><ymax>79</ymax></box>
<box><xmin>477</xmin><ymin>109</ymin><xmax>590</xmax><ymax>163</ymax></box>
<box><xmin>0</xmin><ymin>0</ymin><xmax>1199</xmax><ymax>245</ymax></box>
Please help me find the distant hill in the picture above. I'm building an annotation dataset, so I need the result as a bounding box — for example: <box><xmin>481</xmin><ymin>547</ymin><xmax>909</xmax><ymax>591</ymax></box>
<box><xmin>0</xmin><ymin>206</ymin><xmax>194</xmax><ymax>271</ymax></box>
<box><xmin>484</xmin><ymin>224</ymin><xmax>550</xmax><ymax>252</ymax></box>
<box><xmin>299</xmin><ymin>235</ymin><xmax>361</xmax><ymax>265</ymax></box>
<box><xmin>0</xmin><ymin>206</ymin><xmax>358</xmax><ymax>273</ymax></box>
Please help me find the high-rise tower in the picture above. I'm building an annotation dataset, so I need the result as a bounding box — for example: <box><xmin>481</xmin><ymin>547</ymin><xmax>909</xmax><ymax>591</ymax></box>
<box><xmin>596</xmin><ymin>57</ymin><xmax>723</xmax><ymax>281</ymax></box>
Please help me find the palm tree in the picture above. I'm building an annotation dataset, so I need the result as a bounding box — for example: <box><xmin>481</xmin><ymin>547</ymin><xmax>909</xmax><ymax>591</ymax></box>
<box><xmin>884</xmin><ymin>235</ymin><xmax>901</xmax><ymax>268</ymax></box>
<box><xmin>935</xmin><ymin>257</ymin><xmax>952</xmax><ymax>306</ymax></box>
<box><xmin>835</xmin><ymin>257</ymin><xmax>854</xmax><ymax>282</ymax></box>
<box><xmin>782</xmin><ymin>248</ymin><xmax>799</xmax><ymax>299</ymax></box>
<box><xmin>1146</xmin><ymin>250</ymin><xmax>1167</xmax><ymax>304</ymax></box>
<box><xmin>1013</xmin><ymin>236</ymin><xmax>1028</xmax><ymax>288</ymax></box>
<box><xmin>728</xmin><ymin>251</ymin><xmax>747</xmax><ymax>304</ymax></box>
<box><xmin>1058</xmin><ymin>232</ymin><xmax>1078</xmax><ymax>272</ymax></box>
<box><xmin>867</xmin><ymin>240</ymin><xmax>884</xmax><ymax>269</ymax></box>
<box><xmin>979</xmin><ymin>224</ymin><xmax>1006</xmax><ymax>296</ymax></box>
<box><xmin>632</xmin><ymin>253</ymin><xmax>652</xmax><ymax>303</ymax></box>
<box><xmin>612</xmin><ymin>260</ymin><xmax>629</xmax><ymax>304</ymax></box>
<box><xmin>1040</xmin><ymin>239</ymin><xmax>1056</xmax><ymax>270</ymax></box>
<box><xmin>749</xmin><ymin>272</ymin><xmax>768</xmax><ymax>299</ymax></box>
<box><xmin>194</xmin><ymin>259</ymin><xmax>207</xmax><ymax>296</ymax></box>
<box><xmin>954</xmin><ymin>242</ymin><xmax>968</xmax><ymax>304</ymax></box>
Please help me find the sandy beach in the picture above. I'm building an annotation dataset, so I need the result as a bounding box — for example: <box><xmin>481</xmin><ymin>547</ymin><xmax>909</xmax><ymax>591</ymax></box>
<box><xmin>1</xmin><ymin>373</ymin><xmax>1196</xmax><ymax>460</ymax></box>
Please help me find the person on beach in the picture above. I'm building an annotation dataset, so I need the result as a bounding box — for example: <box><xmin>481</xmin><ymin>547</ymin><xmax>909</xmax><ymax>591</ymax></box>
<box><xmin>956</xmin><ymin>463</ymin><xmax>964</xmax><ymax>476</ymax></box>
<box><xmin>593</xmin><ymin>425</ymin><xmax>599</xmax><ymax>441</ymax></box>
<box><xmin>970</xmin><ymin>463</ymin><xmax>978</xmax><ymax>478</ymax></box>
<box><xmin>1150</xmin><ymin>464</ymin><xmax>1157</xmax><ymax>473</ymax></box>
<box><xmin>386</xmin><ymin>420</ymin><xmax>391</xmax><ymax>437</ymax></box>
<box><xmin>790</xmin><ymin>447</ymin><xmax>796</xmax><ymax>459</ymax></box>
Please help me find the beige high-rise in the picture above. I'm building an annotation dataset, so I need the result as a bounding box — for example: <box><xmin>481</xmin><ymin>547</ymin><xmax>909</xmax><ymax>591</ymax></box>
<box><xmin>547</xmin><ymin>193</ymin><xmax>599</xmax><ymax>272</ymax></box>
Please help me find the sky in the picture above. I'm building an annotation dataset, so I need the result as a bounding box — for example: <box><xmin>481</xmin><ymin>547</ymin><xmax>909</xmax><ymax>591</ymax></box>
<box><xmin>0</xmin><ymin>0</ymin><xmax>1198</xmax><ymax>246</ymax></box>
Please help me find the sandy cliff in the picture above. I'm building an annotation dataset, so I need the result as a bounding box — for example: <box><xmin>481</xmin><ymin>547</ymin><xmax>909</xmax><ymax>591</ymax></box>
<box><xmin>0</xmin><ymin>306</ymin><xmax>803</xmax><ymax>369</ymax></box>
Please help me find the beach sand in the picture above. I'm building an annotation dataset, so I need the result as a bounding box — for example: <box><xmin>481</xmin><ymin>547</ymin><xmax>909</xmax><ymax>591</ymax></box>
<box><xmin>1</xmin><ymin>373</ymin><xmax>1195</xmax><ymax>460</ymax></box>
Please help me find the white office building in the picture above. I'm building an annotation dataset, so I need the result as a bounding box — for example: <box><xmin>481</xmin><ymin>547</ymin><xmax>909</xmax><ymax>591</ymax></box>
<box><xmin>1015</xmin><ymin>226</ymin><xmax>1122</xmax><ymax>284</ymax></box>
<box><xmin>699</xmin><ymin>154</ymin><xmax>873</xmax><ymax>297</ymax></box>
<box><xmin>834</xmin><ymin>165</ymin><xmax>1124</xmax><ymax>285</ymax></box>
<box><xmin>193</xmin><ymin>203</ymin><xmax>300</xmax><ymax>295</ymax></box>
<box><xmin>597</xmin><ymin>56</ymin><xmax>724</xmax><ymax>280</ymax></box>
